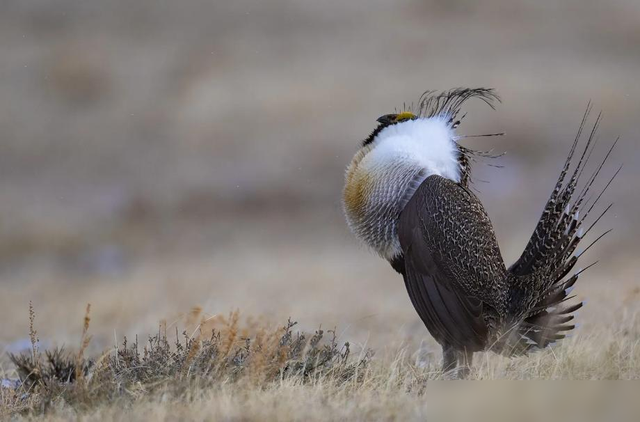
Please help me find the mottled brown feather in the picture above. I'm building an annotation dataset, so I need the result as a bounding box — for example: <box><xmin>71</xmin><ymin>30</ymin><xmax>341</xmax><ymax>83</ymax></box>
<box><xmin>398</xmin><ymin>175</ymin><xmax>507</xmax><ymax>350</ymax></box>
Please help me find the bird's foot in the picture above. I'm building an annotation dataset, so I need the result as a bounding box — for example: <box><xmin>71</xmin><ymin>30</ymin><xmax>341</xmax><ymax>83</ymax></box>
<box><xmin>442</xmin><ymin>365</ymin><xmax>471</xmax><ymax>380</ymax></box>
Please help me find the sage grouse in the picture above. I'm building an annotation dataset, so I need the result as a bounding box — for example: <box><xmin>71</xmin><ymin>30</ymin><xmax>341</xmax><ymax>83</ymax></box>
<box><xmin>342</xmin><ymin>88</ymin><xmax>619</xmax><ymax>376</ymax></box>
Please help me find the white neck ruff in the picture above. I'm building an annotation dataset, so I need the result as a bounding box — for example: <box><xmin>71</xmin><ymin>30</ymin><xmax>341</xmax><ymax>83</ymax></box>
<box><xmin>366</xmin><ymin>117</ymin><xmax>461</xmax><ymax>184</ymax></box>
<box><xmin>343</xmin><ymin>117</ymin><xmax>461</xmax><ymax>260</ymax></box>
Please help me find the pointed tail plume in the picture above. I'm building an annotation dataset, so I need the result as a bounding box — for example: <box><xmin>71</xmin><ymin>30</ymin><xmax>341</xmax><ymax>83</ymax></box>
<box><xmin>502</xmin><ymin>104</ymin><xmax>621</xmax><ymax>354</ymax></box>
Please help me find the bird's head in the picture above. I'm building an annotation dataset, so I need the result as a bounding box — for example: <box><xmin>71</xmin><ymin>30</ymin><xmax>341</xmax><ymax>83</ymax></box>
<box><xmin>375</xmin><ymin>111</ymin><xmax>418</xmax><ymax>126</ymax></box>
<box><xmin>347</xmin><ymin>89</ymin><xmax>501</xmax><ymax>183</ymax></box>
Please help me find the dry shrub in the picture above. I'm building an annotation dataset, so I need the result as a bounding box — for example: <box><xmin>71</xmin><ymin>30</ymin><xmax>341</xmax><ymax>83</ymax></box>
<box><xmin>2</xmin><ymin>305</ymin><xmax>370</xmax><ymax>417</ymax></box>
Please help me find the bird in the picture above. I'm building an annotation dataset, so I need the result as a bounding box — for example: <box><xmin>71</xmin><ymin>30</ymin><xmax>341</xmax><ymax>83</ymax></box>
<box><xmin>342</xmin><ymin>88</ymin><xmax>619</xmax><ymax>377</ymax></box>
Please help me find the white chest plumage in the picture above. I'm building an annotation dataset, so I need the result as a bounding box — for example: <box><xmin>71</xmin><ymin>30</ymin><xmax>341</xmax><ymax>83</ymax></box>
<box><xmin>343</xmin><ymin>117</ymin><xmax>461</xmax><ymax>260</ymax></box>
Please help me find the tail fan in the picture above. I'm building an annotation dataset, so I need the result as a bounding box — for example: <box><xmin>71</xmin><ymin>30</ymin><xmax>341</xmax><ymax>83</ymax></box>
<box><xmin>503</xmin><ymin>105</ymin><xmax>621</xmax><ymax>354</ymax></box>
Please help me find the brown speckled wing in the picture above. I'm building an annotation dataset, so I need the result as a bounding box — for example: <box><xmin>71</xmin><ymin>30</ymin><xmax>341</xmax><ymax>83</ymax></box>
<box><xmin>397</xmin><ymin>175</ymin><xmax>507</xmax><ymax>350</ymax></box>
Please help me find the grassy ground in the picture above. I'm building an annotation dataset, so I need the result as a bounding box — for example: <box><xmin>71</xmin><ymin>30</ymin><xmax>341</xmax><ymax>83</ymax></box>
<box><xmin>2</xmin><ymin>285</ymin><xmax>640</xmax><ymax>420</ymax></box>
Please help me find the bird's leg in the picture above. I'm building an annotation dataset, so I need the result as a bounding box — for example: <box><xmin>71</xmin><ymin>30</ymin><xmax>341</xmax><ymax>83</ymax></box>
<box><xmin>456</xmin><ymin>349</ymin><xmax>473</xmax><ymax>379</ymax></box>
<box><xmin>442</xmin><ymin>344</ymin><xmax>474</xmax><ymax>379</ymax></box>
<box><xmin>441</xmin><ymin>343</ymin><xmax>458</xmax><ymax>377</ymax></box>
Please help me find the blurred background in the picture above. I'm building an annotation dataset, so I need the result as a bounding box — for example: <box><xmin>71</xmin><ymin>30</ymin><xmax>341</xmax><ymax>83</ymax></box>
<box><xmin>1</xmin><ymin>0</ymin><xmax>638</xmax><ymax>355</ymax></box>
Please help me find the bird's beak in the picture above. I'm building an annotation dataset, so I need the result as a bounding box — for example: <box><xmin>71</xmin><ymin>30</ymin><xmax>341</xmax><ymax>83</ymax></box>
<box><xmin>376</xmin><ymin>114</ymin><xmax>397</xmax><ymax>125</ymax></box>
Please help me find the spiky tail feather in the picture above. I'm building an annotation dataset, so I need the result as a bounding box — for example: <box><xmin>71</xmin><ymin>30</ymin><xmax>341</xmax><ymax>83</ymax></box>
<box><xmin>500</xmin><ymin>105</ymin><xmax>620</xmax><ymax>355</ymax></box>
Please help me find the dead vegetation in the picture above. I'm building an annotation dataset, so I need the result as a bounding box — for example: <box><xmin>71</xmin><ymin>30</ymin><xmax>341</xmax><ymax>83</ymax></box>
<box><xmin>2</xmin><ymin>301</ymin><xmax>640</xmax><ymax>420</ymax></box>
<box><xmin>1</xmin><ymin>304</ymin><xmax>373</xmax><ymax>418</ymax></box>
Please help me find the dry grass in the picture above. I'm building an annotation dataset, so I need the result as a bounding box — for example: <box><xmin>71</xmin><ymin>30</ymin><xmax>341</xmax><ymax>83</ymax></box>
<box><xmin>2</xmin><ymin>301</ymin><xmax>640</xmax><ymax>420</ymax></box>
